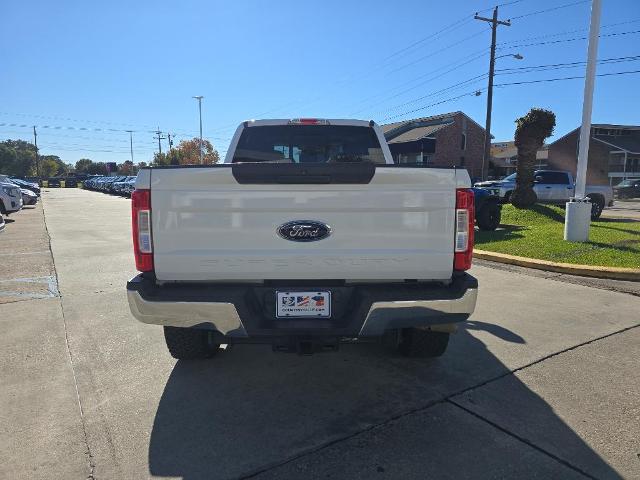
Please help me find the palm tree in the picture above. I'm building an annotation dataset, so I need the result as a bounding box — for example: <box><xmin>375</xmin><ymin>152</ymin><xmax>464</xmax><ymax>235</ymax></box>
<box><xmin>511</xmin><ymin>108</ymin><xmax>556</xmax><ymax>208</ymax></box>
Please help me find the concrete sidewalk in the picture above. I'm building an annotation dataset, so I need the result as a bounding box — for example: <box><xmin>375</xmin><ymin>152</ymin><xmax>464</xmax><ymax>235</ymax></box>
<box><xmin>0</xmin><ymin>203</ymin><xmax>90</xmax><ymax>479</ymax></box>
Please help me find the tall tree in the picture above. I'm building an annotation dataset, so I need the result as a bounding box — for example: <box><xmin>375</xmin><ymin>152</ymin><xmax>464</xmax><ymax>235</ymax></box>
<box><xmin>37</xmin><ymin>155</ymin><xmax>68</xmax><ymax>177</ymax></box>
<box><xmin>511</xmin><ymin>108</ymin><xmax>556</xmax><ymax>208</ymax></box>
<box><xmin>0</xmin><ymin>140</ymin><xmax>37</xmax><ymax>176</ymax></box>
<box><xmin>175</xmin><ymin>138</ymin><xmax>219</xmax><ymax>165</ymax></box>
<box><xmin>118</xmin><ymin>160</ymin><xmax>136</xmax><ymax>175</ymax></box>
<box><xmin>86</xmin><ymin>162</ymin><xmax>108</xmax><ymax>175</ymax></box>
<box><xmin>75</xmin><ymin>158</ymin><xmax>94</xmax><ymax>173</ymax></box>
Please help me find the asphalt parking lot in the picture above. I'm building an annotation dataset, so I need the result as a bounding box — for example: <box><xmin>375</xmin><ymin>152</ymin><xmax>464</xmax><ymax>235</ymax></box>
<box><xmin>1</xmin><ymin>189</ymin><xmax>639</xmax><ymax>480</ymax></box>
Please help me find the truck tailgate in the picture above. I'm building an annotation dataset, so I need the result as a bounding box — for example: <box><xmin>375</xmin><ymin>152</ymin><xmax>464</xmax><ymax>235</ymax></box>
<box><xmin>148</xmin><ymin>166</ymin><xmax>460</xmax><ymax>281</ymax></box>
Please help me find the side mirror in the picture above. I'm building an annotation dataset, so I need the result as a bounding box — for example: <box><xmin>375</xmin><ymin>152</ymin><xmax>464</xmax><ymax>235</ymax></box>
<box><xmin>534</xmin><ymin>176</ymin><xmax>543</xmax><ymax>183</ymax></box>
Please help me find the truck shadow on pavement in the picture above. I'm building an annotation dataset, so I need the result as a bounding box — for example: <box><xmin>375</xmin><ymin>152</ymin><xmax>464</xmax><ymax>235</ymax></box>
<box><xmin>148</xmin><ymin>324</ymin><xmax>622</xmax><ymax>480</ymax></box>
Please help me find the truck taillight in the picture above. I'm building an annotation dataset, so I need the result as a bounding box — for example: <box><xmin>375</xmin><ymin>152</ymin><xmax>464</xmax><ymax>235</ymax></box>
<box><xmin>132</xmin><ymin>189</ymin><xmax>153</xmax><ymax>272</ymax></box>
<box><xmin>454</xmin><ymin>188</ymin><xmax>475</xmax><ymax>271</ymax></box>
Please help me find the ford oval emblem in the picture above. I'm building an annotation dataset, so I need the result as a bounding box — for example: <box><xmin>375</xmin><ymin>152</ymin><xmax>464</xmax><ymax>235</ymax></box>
<box><xmin>277</xmin><ymin>220</ymin><xmax>331</xmax><ymax>242</ymax></box>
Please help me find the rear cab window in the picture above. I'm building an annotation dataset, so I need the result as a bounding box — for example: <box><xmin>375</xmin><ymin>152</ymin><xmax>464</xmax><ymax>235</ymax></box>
<box><xmin>536</xmin><ymin>172</ymin><xmax>570</xmax><ymax>184</ymax></box>
<box><xmin>232</xmin><ymin>125</ymin><xmax>386</xmax><ymax>164</ymax></box>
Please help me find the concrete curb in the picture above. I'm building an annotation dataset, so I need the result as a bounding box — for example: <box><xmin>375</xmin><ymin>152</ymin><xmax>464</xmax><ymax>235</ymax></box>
<box><xmin>474</xmin><ymin>249</ymin><xmax>640</xmax><ymax>282</ymax></box>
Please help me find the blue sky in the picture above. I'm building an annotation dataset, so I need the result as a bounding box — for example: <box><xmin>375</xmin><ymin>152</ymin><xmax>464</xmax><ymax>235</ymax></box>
<box><xmin>1</xmin><ymin>0</ymin><xmax>639</xmax><ymax>164</ymax></box>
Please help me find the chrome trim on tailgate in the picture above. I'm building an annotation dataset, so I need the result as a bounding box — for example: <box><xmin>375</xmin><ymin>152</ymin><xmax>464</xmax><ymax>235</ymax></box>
<box><xmin>127</xmin><ymin>290</ymin><xmax>248</xmax><ymax>337</ymax></box>
<box><xmin>359</xmin><ymin>287</ymin><xmax>477</xmax><ymax>336</ymax></box>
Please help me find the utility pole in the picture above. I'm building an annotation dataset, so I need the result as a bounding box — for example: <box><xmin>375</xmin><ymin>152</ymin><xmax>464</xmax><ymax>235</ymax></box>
<box><xmin>564</xmin><ymin>0</ymin><xmax>602</xmax><ymax>242</ymax></box>
<box><xmin>475</xmin><ymin>7</ymin><xmax>511</xmax><ymax>180</ymax></box>
<box><xmin>193</xmin><ymin>96</ymin><xmax>204</xmax><ymax>164</ymax></box>
<box><xmin>126</xmin><ymin>130</ymin><xmax>134</xmax><ymax>163</ymax></box>
<box><xmin>33</xmin><ymin>126</ymin><xmax>40</xmax><ymax>178</ymax></box>
<box><xmin>153</xmin><ymin>128</ymin><xmax>166</xmax><ymax>155</ymax></box>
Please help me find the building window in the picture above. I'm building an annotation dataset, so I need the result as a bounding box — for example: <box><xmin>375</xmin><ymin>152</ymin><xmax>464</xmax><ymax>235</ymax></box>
<box><xmin>461</xmin><ymin>133</ymin><xmax>467</xmax><ymax>150</ymax></box>
<box><xmin>594</xmin><ymin>128</ymin><xmax>631</xmax><ymax>136</ymax></box>
<box><xmin>398</xmin><ymin>152</ymin><xmax>422</xmax><ymax>164</ymax></box>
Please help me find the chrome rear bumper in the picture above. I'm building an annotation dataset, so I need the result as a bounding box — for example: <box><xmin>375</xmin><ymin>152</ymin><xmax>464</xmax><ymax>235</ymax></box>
<box><xmin>127</xmin><ymin>273</ymin><xmax>477</xmax><ymax>338</ymax></box>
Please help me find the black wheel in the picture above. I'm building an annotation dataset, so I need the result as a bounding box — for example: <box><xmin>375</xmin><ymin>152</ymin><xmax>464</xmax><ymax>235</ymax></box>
<box><xmin>476</xmin><ymin>201</ymin><xmax>502</xmax><ymax>231</ymax></box>
<box><xmin>397</xmin><ymin>328</ymin><xmax>450</xmax><ymax>358</ymax></box>
<box><xmin>503</xmin><ymin>191</ymin><xmax>512</xmax><ymax>203</ymax></box>
<box><xmin>588</xmin><ymin>196</ymin><xmax>604</xmax><ymax>220</ymax></box>
<box><xmin>163</xmin><ymin>327</ymin><xmax>220</xmax><ymax>360</ymax></box>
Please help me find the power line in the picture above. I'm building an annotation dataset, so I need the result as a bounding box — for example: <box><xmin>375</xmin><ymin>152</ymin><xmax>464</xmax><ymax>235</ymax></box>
<box><xmin>509</xmin><ymin>0</ymin><xmax>589</xmax><ymax>21</ymax></box>
<box><xmin>494</xmin><ymin>69</ymin><xmax>640</xmax><ymax>87</ymax></box>
<box><xmin>497</xmin><ymin>18</ymin><xmax>640</xmax><ymax>46</ymax></box>
<box><xmin>388</xmin><ymin>29</ymin><xmax>488</xmax><ymax>74</ymax></box>
<box><xmin>375</xmin><ymin>73</ymin><xmax>488</xmax><ymax>116</ymax></box>
<box><xmin>379</xmin><ymin>16</ymin><xmax>474</xmax><ymax>63</ymax></box>
<box><xmin>383</xmin><ymin>90</ymin><xmax>483</xmax><ymax>122</ymax></box>
<box><xmin>349</xmin><ymin>50</ymin><xmax>489</xmax><ymax>116</ymax></box>
<box><xmin>0</xmin><ymin>112</ymin><xmax>228</xmax><ymax>139</ymax></box>
<box><xmin>498</xmin><ymin>29</ymin><xmax>640</xmax><ymax>49</ymax></box>
<box><xmin>494</xmin><ymin>55</ymin><xmax>640</xmax><ymax>75</ymax></box>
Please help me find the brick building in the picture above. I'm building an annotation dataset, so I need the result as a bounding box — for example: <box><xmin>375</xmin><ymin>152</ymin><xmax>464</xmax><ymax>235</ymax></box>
<box><xmin>548</xmin><ymin>124</ymin><xmax>640</xmax><ymax>185</ymax></box>
<box><xmin>382</xmin><ymin>112</ymin><xmax>487</xmax><ymax>180</ymax></box>
<box><xmin>490</xmin><ymin>141</ymin><xmax>549</xmax><ymax>178</ymax></box>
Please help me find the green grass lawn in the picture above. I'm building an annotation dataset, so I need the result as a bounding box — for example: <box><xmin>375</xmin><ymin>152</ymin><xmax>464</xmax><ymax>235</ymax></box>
<box><xmin>475</xmin><ymin>204</ymin><xmax>640</xmax><ymax>268</ymax></box>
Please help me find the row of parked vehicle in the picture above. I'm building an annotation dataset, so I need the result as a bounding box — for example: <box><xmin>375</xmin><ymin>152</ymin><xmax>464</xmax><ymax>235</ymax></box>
<box><xmin>0</xmin><ymin>175</ymin><xmax>41</xmax><ymax>230</ymax></box>
<box><xmin>83</xmin><ymin>175</ymin><xmax>136</xmax><ymax>197</ymax></box>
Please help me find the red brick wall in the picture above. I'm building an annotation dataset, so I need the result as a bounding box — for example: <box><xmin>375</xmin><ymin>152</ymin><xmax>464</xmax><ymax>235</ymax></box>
<box><xmin>432</xmin><ymin>114</ymin><xmax>486</xmax><ymax>181</ymax></box>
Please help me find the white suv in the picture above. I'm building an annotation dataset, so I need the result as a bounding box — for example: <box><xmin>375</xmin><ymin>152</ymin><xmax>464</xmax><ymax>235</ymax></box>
<box><xmin>0</xmin><ymin>175</ymin><xmax>24</xmax><ymax>215</ymax></box>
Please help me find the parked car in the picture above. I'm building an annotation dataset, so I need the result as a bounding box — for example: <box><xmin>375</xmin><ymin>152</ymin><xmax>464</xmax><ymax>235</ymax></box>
<box><xmin>20</xmin><ymin>188</ymin><xmax>38</xmax><ymax>206</ymax></box>
<box><xmin>127</xmin><ymin>118</ymin><xmax>478</xmax><ymax>360</ymax></box>
<box><xmin>46</xmin><ymin>177</ymin><xmax>62</xmax><ymax>188</ymax></box>
<box><xmin>475</xmin><ymin>170</ymin><xmax>613</xmax><ymax>220</ymax></box>
<box><xmin>64</xmin><ymin>176</ymin><xmax>79</xmax><ymax>188</ymax></box>
<box><xmin>472</xmin><ymin>188</ymin><xmax>502</xmax><ymax>231</ymax></box>
<box><xmin>0</xmin><ymin>175</ymin><xmax>23</xmax><ymax>215</ymax></box>
<box><xmin>9</xmin><ymin>177</ymin><xmax>41</xmax><ymax>196</ymax></box>
<box><xmin>112</xmin><ymin>176</ymin><xmax>136</xmax><ymax>195</ymax></box>
<box><xmin>121</xmin><ymin>177</ymin><xmax>136</xmax><ymax>197</ymax></box>
<box><xmin>613</xmin><ymin>178</ymin><xmax>640</xmax><ymax>199</ymax></box>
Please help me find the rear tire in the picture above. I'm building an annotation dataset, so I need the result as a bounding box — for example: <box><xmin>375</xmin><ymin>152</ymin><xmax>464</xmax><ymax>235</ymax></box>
<box><xmin>163</xmin><ymin>327</ymin><xmax>220</xmax><ymax>360</ymax></box>
<box><xmin>588</xmin><ymin>195</ymin><xmax>605</xmax><ymax>220</ymax></box>
<box><xmin>397</xmin><ymin>328</ymin><xmax>450</xmax><ymax>358</ymax></box>
<box><xmin>476</xmin><ymin>201</ymin><xmax>501</xmax><ymax>231</ymax></box>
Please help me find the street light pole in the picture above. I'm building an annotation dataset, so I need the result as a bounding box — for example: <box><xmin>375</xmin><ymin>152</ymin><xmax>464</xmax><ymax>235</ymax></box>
<box><xmin>193</xmin><ymin>96</ymin><xmax>204</xmax><ymax>164</ymax></box>
<box><xmin>33</xmin><ymin>126</ymin><xmax>40</xmax><ymax>179</ymax></box>
<box><xmin>126</xmin><ymin>130</ymin><xmax>134</xmax><ymax>163</ymax></box>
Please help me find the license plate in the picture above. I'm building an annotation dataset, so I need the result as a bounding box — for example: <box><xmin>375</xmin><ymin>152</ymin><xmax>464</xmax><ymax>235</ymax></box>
<box><xmin>276</xmin><ymin>291</ymin><xmax>331</xmax><ymax>318</ymax></box>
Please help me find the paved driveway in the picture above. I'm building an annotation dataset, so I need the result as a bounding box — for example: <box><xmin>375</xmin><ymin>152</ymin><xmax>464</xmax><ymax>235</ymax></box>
<box><xmin>602</xmin><ymin>200</ymin><xmax>640</xmax><ymax>221</ymax></box>
<box><xmin>1</xmin><ymin>189</ymin><xmax>639</xmax><ymax>479</ymax></box>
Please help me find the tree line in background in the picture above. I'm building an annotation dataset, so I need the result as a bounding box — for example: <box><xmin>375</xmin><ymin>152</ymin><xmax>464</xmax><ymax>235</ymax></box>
<box><xmin>0</xmin><ymin>140</ymin><xmax>70</xmax><ymax>177</ymax></box>
<box><xmin>0</xmin><ymin>137</ymin><xmax>218</xmax><ymax>178</ymax></box>
<box><xmin>153</xmin><ymin>138</ymin><xmax>220</xmax><ymax>165</ymax></box>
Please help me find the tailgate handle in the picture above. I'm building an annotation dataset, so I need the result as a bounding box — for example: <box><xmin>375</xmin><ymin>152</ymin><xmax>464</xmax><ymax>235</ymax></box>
<box><xmin>277</xmin><ymin>175</ymin><xmax>331</xmax><ymax>184</ymax></box>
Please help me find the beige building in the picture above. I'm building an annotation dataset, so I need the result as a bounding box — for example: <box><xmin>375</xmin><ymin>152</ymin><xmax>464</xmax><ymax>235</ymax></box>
<box><xmin>490</xmin><ymin>141</ymin><xmax>549</xmax><ymax>179</ymax></box>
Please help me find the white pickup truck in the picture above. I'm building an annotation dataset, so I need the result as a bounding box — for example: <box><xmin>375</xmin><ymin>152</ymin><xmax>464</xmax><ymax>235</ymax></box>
<box><xmin>475</xmin><ymin>170</ymin><xmax>613</xmax><ymax>219</ymax></box>
<box><xmin>127</xmin><ymin>119</ymin><xmax>477</xmax><ymax>359</ymax></box>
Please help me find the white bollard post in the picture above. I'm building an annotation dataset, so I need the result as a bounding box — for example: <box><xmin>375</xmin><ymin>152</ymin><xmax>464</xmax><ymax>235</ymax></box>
<box><xmin>564</xmin><ymin>199</ymin><xmax>591</xmax><ymax>242</ymax></box>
